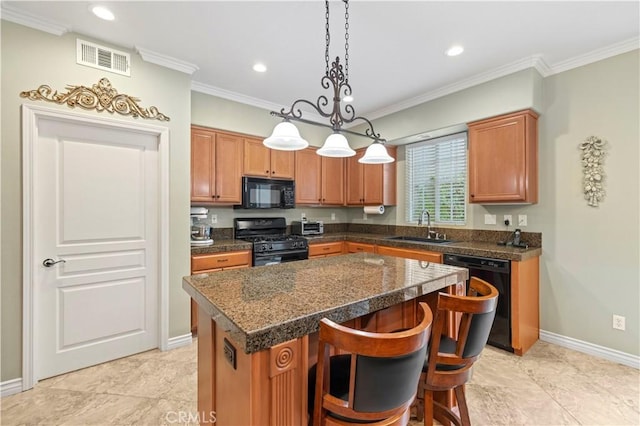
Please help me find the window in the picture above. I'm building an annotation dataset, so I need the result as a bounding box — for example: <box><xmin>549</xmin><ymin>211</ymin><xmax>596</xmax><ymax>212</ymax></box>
<box><xmin>406</xmin><ymin>132</ymin><xmax>467</xmax><ymax>225</ymax></box>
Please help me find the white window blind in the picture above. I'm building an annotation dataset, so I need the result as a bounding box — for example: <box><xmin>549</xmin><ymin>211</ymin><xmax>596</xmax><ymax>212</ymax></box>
<box><xmin>406</xmin><ymin>132</ymin><xmax>467</xmax><ymax>225</ymax></box>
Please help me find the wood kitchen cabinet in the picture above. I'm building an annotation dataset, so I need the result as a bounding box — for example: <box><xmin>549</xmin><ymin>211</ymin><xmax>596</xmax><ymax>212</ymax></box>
<box><xmin>346</xmin><ymin>146</ymin><xmax>397</xmax><ymax>206</ymax></box>
<box><xmin>309</xmin><ymin>241</ymin><xmax>344</xmax><ymax>258</ymax></box>
<box><xmin>191</xmin><ymin>126</ymin><xmax>244</xmax><ymax>204</ymax></box>
<box><xmin>243</xmin><ymin>138</ymin><xmax>294</xmax><ymax>179</ymax></box>
<box><xmin>190</xmin><ymin>250</ymin><xmax>251</xmax><ymax>333</ymax></box>
<box><xmin>294</xmin><ymin>147</ymin><xmax>345</xmax><ymax>205</ymax></box>
<box><xmin>468</xmin><ymin>109</ymin><xmax>539</xmax><ymax>204</ymax></box>
<box><xmin>345</xmin><ymin>242</ymin><xmax>376</xmax><ymax>253</ymax></box>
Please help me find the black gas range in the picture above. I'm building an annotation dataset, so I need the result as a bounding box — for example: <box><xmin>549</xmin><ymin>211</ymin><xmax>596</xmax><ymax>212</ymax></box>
<box><xmin>234</xmin><ymin>217</ymin><xmax>309</xmax><ymax>267</ymax></box>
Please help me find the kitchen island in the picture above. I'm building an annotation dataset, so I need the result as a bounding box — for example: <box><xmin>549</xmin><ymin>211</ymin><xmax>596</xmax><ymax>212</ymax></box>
<box><xmin>183</xmin><ymin>253</ymin><xmax>468</xmax><ymax>426</ymax></box>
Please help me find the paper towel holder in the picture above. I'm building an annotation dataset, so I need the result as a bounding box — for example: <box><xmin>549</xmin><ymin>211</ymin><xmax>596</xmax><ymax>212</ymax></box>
<box><xmin>363</xmin><ymin>205</ymin><xmax>385</xmax><ymax>215</ymax></box>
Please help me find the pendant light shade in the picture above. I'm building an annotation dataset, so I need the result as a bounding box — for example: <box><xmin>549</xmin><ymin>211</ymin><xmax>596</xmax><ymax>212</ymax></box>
<box><xmin>263</xmin><ymin>121</ymin><xmax>309</xmax><ymax>151</ymax></box>
<box><xmin>317</xmin><ymin>132</ymin><xmax>356</xmax><ymax>157</ymax></box>
<box><xmin>359</xmin><ymin>141</ymin><xmax>394</xmax><ymax>164</ymax></box>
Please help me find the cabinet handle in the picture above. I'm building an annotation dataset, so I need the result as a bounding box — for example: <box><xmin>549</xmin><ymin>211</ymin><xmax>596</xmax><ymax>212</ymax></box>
<box><xmin>217</xmin><ymin>258</ymin><xmax>229</xmax><ymax>263</ymax></box>
<box><xmin>266</xmin><ymin>170</ymin><xmax>270</xmax><ymax>173</ymax></box>
<box><xmin>322</xmin><ymin>198</ymin><xmax>325</xmax><ymax>202</ymax></box>
<box><xmin>470</xmin><ymin>194</ymin><xmax>475</xmax><ymax>198</ymax></box>
<box><xmin>216</xmin><ymin>195</ymin><xmax>220</xmax><ymax>199</ymax></box>
<box><xmin>323</xmin><ymin>247</ymin><xmax>330</xmax><ymax>251</ymax></box>
<box><xmin>271</xmin><ymin>170</ymin><xmax>275</xmax><ymax>174</ymax></box>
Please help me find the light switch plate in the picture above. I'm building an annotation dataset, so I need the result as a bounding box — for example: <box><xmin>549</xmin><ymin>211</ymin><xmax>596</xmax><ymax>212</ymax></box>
<box><xmin>363</xmin><ymin>213</ymin><xmax>368</xmax><ymax>220</ymax></box>
<box><xmin>518</xmin><ymin>214</ymin><xmax>528</xmax><ymax>226</ymax></box>
<box><xmin>331</xmin><ymin>213</ymin><xmax>336</xmax><ymax>220</ymax></box>
<box><xmin>301</xmin><ymin>212</ymin><xmax>306</xmax><ymax>220</ymax></box>
<box><xmin>484</xmin><ymin>214</ymin><xmax>496</xmax><ymax>225</ymax></box>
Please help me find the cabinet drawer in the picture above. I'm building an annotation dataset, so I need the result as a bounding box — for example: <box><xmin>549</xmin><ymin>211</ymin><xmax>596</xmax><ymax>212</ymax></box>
<box><xmin>376</xmin><ymin>246</ymin><xmax>442</xmax><ymax>263</ymax></box>
<box><xmin>309</xmin><ymin>242</ymin><xmax>344</xmax><ymax>257</ymax></box>
<box><xmin>191</xmin><ymin>250</ymin><xmax>251</xmax><ymax>273</ymax></box>
<box><xmin>345</xmin><ymin>242</ymin><xmax>376</xmax><ymax>253</ymax></box>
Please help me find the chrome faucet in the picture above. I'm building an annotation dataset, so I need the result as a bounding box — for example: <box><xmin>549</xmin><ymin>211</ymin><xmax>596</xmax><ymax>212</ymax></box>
<box><xmin>418</xmin><ymin>209</ymin><xmax>436</xmax><ymax>239</ymax></box>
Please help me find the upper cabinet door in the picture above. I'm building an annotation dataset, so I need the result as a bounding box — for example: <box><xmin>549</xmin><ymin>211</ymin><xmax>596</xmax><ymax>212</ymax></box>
<box><xmin>243</xmin><ymin>138</ymin><xmax>271</xmax><ymax>178</ymax></box>
<box><xmin>243</xmin><ymin>138</ymin><xmax>295</xmax><ymax>179</ymax></box>
<box><xmin>214</xmin><ymin>132</ymin><xmax>243</xmax><ymax>204</ymax></box>
<box><xmin>346</xmin><ymin>151</ymin><xmax>365</xmax><ymax>205</ymax></box>
<box><xmin>191</xmin><ymin>128</ymin><xmax>216</xmax><ymax>202</ymax></box>
<box><xmin>321</xmin><ymin>156</ymin><xmax>345</xmax><ymax>205</ymax></box>
<box><xmin>270</xmin><ymin>149</ymin><xmax>295</xmax><ymax>179</ymax></box>
<box><xmin>468</xmin><ymin>109</ymin><xmax>538</xmax><ymax>204</ymax></box>
<box><xmin>294</xmin><ymin>147</ymin><xmax>322</xmax><ymax>204</ymax></box>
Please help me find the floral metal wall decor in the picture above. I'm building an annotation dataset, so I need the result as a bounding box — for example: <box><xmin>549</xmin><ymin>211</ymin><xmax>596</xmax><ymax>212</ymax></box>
<box><xmin>580</xmin><ymin>136</ymin><xmax>606</xmax><ymax>207</ymax></box>
<box><xmin>20</xmin><ymin>77</ymin><xmax>170</xmax><ymax>121</ymax></box>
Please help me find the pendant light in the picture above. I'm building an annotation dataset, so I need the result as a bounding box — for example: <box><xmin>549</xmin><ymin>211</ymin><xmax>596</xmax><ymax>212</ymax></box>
<box><xmin>263</xmin><ymin>121</ymin><xmax>309</xmax><ymax>151</ymax></box>
<box><xmin>359</xmin><ymin>141</ymin><xmax>394</xmax><ymax>164</ymax></box>
<box><xmin>264</xmin><ymin>0</ymin><xmax>394</xmax><ymax>164</ymax></box>
<box><xmin>317</xmin><ymin>132</ymin><xmax>356</xmax><ymax>157</ymax></box>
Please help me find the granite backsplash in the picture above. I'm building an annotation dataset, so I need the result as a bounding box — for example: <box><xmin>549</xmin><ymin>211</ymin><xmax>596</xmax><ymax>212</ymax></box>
<box><xmin>210</xmin><ymin>223</ymin><xmax>541</xmax><ymax>247</ymax></box>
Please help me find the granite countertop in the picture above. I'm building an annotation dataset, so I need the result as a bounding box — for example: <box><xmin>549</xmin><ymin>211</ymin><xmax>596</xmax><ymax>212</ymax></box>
<box><xmin>190</xmin><ymin>239</ymin><xmax>252</xmax><ymax>255</ymax></box>
<box><xmin>183</xmin><ymin>253</ymin><xmax>467</xmax><ymax>354</ymax></box>
<box><xmin>309</xmin><ymin>233</ymin><xmax>542</xmax><ymax>261</ymax></box>
<box><xmin>190</xmin><ymin>232</ymin><xmax>541</xmax><ymax>261</ymax></box>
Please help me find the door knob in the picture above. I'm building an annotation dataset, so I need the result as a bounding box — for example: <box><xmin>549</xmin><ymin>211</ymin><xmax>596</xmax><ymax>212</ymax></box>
<box><xmin>43</xmin><ymin>258</ymin><xmax>66</xmax><ymax>267</ymax></box>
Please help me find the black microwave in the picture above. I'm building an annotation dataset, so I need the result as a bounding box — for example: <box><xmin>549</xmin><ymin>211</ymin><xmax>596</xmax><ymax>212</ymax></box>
<box><xmin>238</xmin><ymin>176</ymin><xmax>295</xmax><ymax>209</ymax></box>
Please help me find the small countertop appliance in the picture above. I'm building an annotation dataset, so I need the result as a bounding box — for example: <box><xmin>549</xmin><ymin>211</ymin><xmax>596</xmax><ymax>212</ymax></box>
<box><xmin>191</xmin><ymin>207</ymin><xmax>214</xmax><ymax>246</ymax></box>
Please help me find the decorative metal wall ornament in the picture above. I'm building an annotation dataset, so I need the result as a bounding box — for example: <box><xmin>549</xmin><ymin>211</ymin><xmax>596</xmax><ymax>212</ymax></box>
<box><xmin>580</xmin><ymin>136</ymin><xmax>607</xmax><ymax>207</ymax></box>
<box><xmin>20</xmin><ymin>77</ymin><xmax>170</xmax><ymax>121</ymax></box>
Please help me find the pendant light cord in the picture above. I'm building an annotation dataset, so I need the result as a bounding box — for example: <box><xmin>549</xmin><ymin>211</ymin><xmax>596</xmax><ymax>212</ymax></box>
<box><xmin>344</xmin><ymin>0</ymin><xmax>349</xmax><ymax>84</ymax></box>
<box><xmin>325</xmin><ymin>1</ymin><xmax>330</xmax><ymax>77</ymax></box>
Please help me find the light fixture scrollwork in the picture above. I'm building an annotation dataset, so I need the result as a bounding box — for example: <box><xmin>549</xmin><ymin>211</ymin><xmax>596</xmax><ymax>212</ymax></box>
<box><xmin>580</xmin><ymin>136</ymin><xmax>606</xmax><ymax>207</ymax></box>
<box><xmin>20</xmin><ymin>77</ymin><xmax>170</xmax><ymax>121</ymax></box>
<box><xmin>265</xmin><ymin>0</ymin><xmax>394</xmax><ymax>164</ymax></box>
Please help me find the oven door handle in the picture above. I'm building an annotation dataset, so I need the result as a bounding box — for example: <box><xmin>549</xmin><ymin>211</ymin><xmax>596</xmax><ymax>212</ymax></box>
<box><xmin>254</xmin><ymin>248</ymin><xmax>309</xmax><ymax>258</ymax></box>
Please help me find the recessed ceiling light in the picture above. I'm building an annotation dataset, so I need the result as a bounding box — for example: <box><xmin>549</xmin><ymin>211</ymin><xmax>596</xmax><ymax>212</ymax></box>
<box><xmin>343</xmin><ymin>95</ymin><xmax>354</xmax><ymax>103</ymax></box>
<box><xmin>253</xmin><ymin>63</ymin><xmax>267</xmax><ymax>73</ymax></box>
<box><xmin>91</xmin><ymin>5</ymin><xmax>115</xmax><ymax>21</ymax></box>
<box><xmin>446</xmin><ymin>45</ymin><xmax>464</xmax><ymax>57</ymax></box>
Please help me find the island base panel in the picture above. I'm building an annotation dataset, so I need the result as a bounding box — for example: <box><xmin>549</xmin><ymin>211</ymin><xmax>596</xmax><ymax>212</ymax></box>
<box><xmin>198</xmin><ymin>313</ymin><xmax>309</xmax><ymax>425</ymax></box>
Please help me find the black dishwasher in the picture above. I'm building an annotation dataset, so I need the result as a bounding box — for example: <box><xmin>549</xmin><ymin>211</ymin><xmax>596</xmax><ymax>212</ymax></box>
<box><xmin>443</xmin><ymin>254</ymin><xmax>513</xmax><ymax>352</ymax></box>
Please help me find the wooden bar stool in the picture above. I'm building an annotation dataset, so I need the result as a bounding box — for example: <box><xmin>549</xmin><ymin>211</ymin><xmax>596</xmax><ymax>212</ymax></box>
<box><xmin>416</xmin><ymin>277</ymin><xmax>499</xmax><ymax>426</ymax></box>
<box><xmin>308</xmin><ymin>302</ymin><xmax>433</xmax><ymax>426</ymax></box>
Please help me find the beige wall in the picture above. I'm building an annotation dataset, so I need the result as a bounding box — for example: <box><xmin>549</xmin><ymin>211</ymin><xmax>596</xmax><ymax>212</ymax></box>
<box><xmin>537</xmin><ymin>51</ymin><xmax>639</xmax><ymax>354</ymax></box>
<box><xmin>1</xmin><ymin>21</ymin><xmax>192</xmax><ymax>381</ymax></box>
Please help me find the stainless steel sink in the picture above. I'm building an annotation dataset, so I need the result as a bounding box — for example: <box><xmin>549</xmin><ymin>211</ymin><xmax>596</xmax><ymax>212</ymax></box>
<box><xmin>385</xmin><ymin>236</ymin><xmax>456</xmax><ymax>244</ymax></box>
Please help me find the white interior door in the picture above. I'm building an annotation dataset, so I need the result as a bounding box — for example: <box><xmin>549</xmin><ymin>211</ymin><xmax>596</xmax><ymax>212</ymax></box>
<box><xmin>33</xmin><ymin>115</ymin><xmax>159</xmax><ymax>380</ymax></box>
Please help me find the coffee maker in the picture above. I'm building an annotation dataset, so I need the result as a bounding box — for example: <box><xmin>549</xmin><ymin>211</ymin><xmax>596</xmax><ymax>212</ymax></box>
<box><xmin>190</xmin><ymin>207</ymin><xmax>214</xmax><ymax>246</ymax></box>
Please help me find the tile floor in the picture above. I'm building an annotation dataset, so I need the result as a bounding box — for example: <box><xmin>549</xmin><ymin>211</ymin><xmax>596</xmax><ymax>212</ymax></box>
<box><xmin>1</xmin><ymin>339</ymin><xmax>638</xmax><ymax>425</ymax></box>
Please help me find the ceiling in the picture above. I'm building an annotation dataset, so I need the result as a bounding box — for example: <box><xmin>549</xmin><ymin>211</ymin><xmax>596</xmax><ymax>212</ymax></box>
<box><xmin>2</xmin><ymin>1</ymin><xmax>639</xmax><ymax>121</ymax></box>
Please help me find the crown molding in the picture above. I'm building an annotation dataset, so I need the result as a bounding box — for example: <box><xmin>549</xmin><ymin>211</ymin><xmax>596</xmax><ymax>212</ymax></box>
<box><xmin>366</xmin><ymin>55</ymin><xmax>549</xmax><ymax>121</ymax></box>
<box><xmin>0</xmin><ymin>4</ymin><xmax>69</xmax><ymax>36</ymax></box>
<box><xmin>191</xmin><ymin>81</ymin><xmax>326</xmax><ymax>124</ymax></box>
<box><xmin>136</xmin><ymin>47</ymin><xmax>199</xmax><ymax>75</ymax></box>
<box><xmin>549</xmin><ymin>36</ymin><xmax>640</xmax><ymax>75</ymax></box>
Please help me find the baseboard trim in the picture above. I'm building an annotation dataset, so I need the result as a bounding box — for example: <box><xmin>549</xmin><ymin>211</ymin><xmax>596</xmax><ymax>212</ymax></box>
<box><xmin>540</xmin><ymin>330</ymin><xmax>639</xmax><ymax>369</ymax></box>
<box><xmin>166</xmin><ymin>333</ymin><xmax>193</xmax><ymax>351</ymax></box>
<box><xmin>1</xmin><ymin>378</ymin><xmax>23</xmax><ymax>397</ymax></box>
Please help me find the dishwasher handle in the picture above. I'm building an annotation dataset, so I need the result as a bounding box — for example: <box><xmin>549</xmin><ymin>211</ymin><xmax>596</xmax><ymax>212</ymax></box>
<box><xmin>443</xmin><ymin>254</ymin><xmax>510</xmax><ymax>273</ymax></box>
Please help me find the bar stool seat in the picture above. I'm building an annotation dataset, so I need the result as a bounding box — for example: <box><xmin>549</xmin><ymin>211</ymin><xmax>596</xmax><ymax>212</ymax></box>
<box><xmin>417</xmin><ymin>277</ymin><xmax>499</xmax><ymax>426</ymax></box>
<box><xmin>308</xmin><ymin>302</ymin><xmax>433</xmax><ymax>426</ymax></box>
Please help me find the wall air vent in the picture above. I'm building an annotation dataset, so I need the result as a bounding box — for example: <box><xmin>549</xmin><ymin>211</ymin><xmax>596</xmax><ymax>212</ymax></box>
<box><xmin>76</xmin><ymin>39</ymin><xmax>130</xmax><ymax>76</ymax></box>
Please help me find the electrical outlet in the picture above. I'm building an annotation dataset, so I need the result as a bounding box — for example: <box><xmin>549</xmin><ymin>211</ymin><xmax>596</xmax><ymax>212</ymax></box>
<box><xmin>613</xmin><ymin>315</ymin><xmax>626</xmax><ymax>331</ymax></box>
<box><xmin>503</xmin><ymin>215</ymin><xmax>512</xmax><ymax>226</ymax></box>
<box><xmin>484</xmin><ymin>214</ymin><xmax>496</xmax><ymax>225</ymax></box>
<box><xmin>363</xmin><ymin>213</ymin><xmax>368</xmax><ymax>220</ymax></box>
<box><xmin>301</xmin><ymin>212</ymin><xmax>306</xmax><ymax>220</ymax></box>
<box><xmin>210</xmin><ymin>214</ymin><xmax>217</xmax><ymax>224</ymax></box>
<box><xmin>331</xmin><ymin>213</ymin><xmax>336</xmax><ymax>221</ymax></box>
<box><xmin>518</xmin><ymin>214</ymin><xmax>528</xmax><ymax>226</ymax></box>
